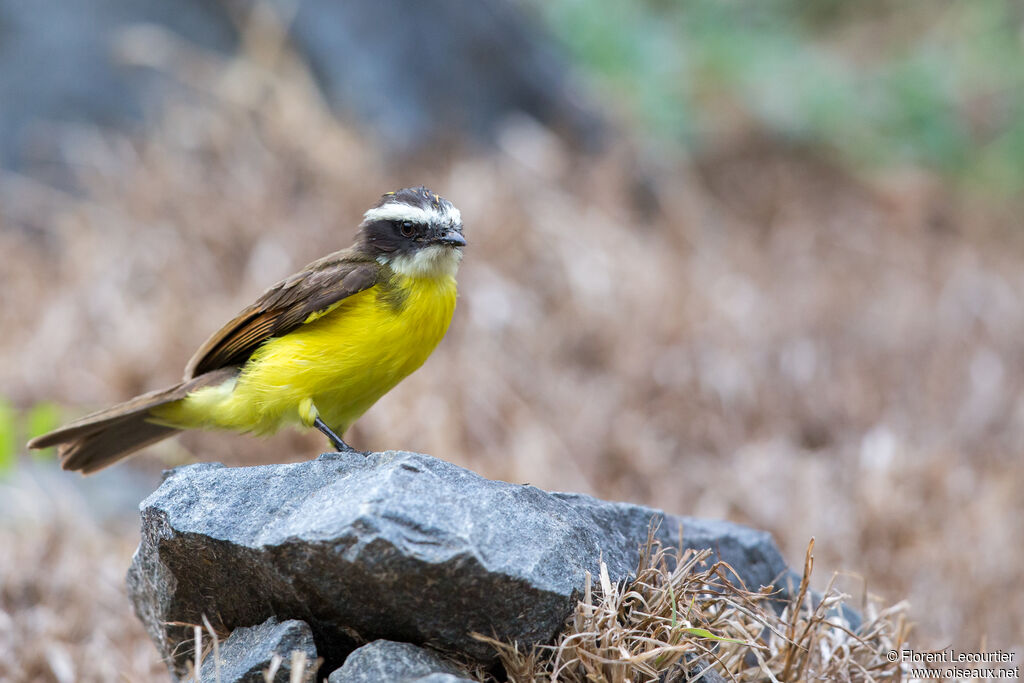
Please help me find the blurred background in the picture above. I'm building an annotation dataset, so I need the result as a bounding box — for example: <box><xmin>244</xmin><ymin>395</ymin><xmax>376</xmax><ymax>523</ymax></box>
<box><xmin>1</xmin><ymin>0</ymin><xmax>1022</xmax><ymax>679</ymax></box>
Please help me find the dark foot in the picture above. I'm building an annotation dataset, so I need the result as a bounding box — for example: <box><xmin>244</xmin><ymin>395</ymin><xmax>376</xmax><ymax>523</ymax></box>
<box><xmin>313</xmin><ymin>417</ymin><xmax>365</xmax><ymax>455</ymax></box>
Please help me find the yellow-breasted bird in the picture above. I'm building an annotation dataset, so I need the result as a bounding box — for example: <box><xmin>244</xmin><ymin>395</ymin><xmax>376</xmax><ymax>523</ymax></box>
<box><xmin>28</xmin><ymin>187</ymin><xmax>466</xmax><ymax>473</ymax></box>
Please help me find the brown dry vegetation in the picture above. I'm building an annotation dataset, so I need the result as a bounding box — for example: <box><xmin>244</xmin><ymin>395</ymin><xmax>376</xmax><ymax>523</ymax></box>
<box><xmin>1</xmin><ymin>21</ymin><xmax>1022</xmax><ymax>681</ymax></box>
<box><xmin>0</xmin><ymin>473</ymin><xmax>165</xmax><ymax>681</ymax></box>
<box><xmin>480</xmin><ymin>533</ymin><xmax>909</xmax><ymax>682</ymax></box>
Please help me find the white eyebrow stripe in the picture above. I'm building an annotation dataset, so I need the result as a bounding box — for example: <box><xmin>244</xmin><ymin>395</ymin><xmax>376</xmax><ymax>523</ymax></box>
<box><xmin>363</xmin><ymin>204</ymin><xmax>436</xmax><ymax>225</ymax></box>
<box><xmin>363</xmin><ymin>201</ymin><xmax>462</xmax><ymax>227</ymax></box>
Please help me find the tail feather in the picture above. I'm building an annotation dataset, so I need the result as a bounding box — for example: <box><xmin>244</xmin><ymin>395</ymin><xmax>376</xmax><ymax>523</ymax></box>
<box><xmin>60</xmin><ymin>419</ymin><xmax>181</xmax><ymax>474</ymax></box>
<box><xmin>28</xmin><ymin>367</ymin><xmax>238</xmax><ymax>473</ymax></box>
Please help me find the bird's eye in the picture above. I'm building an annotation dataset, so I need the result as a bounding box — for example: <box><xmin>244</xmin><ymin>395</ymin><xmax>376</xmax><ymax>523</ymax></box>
<box><xmin>400</xmin><ymin>221</ymin><xmax>416</xmax><ymax>237</ymax></box>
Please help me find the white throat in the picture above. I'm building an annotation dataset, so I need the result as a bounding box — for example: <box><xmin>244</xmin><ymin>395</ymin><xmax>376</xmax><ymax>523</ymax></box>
<box><xmin>381</xmin><ymin>245</ymin><xmax>462</xmax><ymax>280</ymax></box>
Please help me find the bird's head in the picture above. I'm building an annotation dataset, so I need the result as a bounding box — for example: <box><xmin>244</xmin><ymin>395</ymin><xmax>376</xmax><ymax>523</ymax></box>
<box><xmin>358</xmin><ymin>187</ymin><xmax>465</xmax><ymax>279</ymax></box>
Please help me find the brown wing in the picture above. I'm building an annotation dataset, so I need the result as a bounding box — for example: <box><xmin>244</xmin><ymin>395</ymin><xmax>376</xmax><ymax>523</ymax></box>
<box><xmin>184</xmin><ymin>249</ymin><xmax>380</xmax><ymax>378</ymax></box>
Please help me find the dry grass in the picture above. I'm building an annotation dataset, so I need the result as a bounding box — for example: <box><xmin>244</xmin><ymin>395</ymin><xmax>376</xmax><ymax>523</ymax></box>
<box><xmin>0</xmin><ymin>473</ymin><xmax>164</xmax><ymax>681</ymax></box>
<box><xmin>479</xmin><ymin>530</ymin><xmax>909</xmax><ymax>682</ymax></box>
<box><xmin>1</xmin><ymin>10</ymin><xmax>1022</xmax><ymax>680</ymax></box>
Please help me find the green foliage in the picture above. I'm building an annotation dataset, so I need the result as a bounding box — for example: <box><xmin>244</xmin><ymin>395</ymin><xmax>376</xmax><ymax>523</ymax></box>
<box><xmin>0</xmin><ymin>399</ymin><xmax>14</xmax><ymax>474</ymax></box>
<box><xmin>540</xmin><ymin>0</ymin><xmax>1024</xmax><ymax>191</ymax></box>
<box><xmin>0</xmin><ymin>399</ymin><xmax>61</xmax><ymax>476</ymax></box>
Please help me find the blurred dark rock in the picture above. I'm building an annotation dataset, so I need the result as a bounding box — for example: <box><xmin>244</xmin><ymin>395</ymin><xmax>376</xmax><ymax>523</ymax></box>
<box><xmin>0</xmin><ymin>0</ymin><xmax>236</xmax><ymax>172</ymax></box>
<box><xmin>0</xmin><ymin>0</ymin><xmax>601</xmax><ymax>173</ymax></box>
<box><xmin>127</xmin><ymin>451</ymin><xmax>789</xmax><ymax>678</ymax></box>
<box><xmin>327</xmin><ymin>640</ymin><xmax>473</xmax><ymax>683</ymax></box>
<box><xmin>198</xmin><ymin>617</ymin><xmax>317</xmax><ymax>683</ymax></box>
<box><xmin>279</xmin><ymin>0</ymin><xmax>604</xmax><ymax>155</ymax></box>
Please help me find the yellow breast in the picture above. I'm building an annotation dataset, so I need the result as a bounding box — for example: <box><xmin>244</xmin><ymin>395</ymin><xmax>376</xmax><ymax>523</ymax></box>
<box><xmin>163</xmin><ymin>272</ymin><xmax>457</xmax><ymax>436</ymax></box>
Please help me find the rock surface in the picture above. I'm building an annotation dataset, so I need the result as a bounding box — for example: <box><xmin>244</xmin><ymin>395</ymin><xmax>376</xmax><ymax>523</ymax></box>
<box><xmin>198</xmin><ymin>617</ymin><xmax>317</xmax><ymax>683</ymax></box>
<box><xmin>128</xmin><ymin>451</ymin><xmax>790</xmax><ymax>677</ymax></box>
<box><xmin>327</xmin><ymin>640</ymin><xmax>473</xmax><ymax>683</ymax></box>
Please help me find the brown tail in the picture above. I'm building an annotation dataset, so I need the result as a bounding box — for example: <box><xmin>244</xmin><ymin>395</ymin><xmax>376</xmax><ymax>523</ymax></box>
<box><xmin>28</xmin><ymin>368</ymin><xmax>237</xmax><ymax>474</ymax></box>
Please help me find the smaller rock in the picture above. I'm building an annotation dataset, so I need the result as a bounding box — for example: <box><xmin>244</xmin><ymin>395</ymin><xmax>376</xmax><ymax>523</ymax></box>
<box><xmin>679</xmin><ymin>655</ymin><xmax>729</xmax><ymax>683</ymax></box>
<box><xmin>200</xmin><ymin>617</ymin><xmax>317</xmax><ymax>683</ymax></box>
<box><xmin>328</xmin><ymin>640</ymin><xmax>475</xmax><ymax>683</ymax></box>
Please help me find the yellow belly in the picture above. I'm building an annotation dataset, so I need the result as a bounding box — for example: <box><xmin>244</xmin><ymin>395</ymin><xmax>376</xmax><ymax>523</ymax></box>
<box><xmin>154</xmin><ymin>274</ymin><xmax>457</xmax><ymax>436</ymax></box>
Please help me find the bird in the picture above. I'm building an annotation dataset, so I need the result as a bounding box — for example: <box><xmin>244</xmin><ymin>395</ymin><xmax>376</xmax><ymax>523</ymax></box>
<box><xmin>28</xmin><ymin>187</ymin><xmax>466</xmax><ymax>473</ymax></box>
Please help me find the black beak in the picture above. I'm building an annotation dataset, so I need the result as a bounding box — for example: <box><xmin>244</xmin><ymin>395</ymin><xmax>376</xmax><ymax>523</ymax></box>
<box><xmin>436</xmin><ymin>228</ymin><xmax>466</xmax><ymax>247</ymax></box>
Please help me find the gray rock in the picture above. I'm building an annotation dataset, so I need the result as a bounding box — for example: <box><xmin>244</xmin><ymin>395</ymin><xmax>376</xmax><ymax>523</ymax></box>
<box><xmin>128</xmin><ymin>451</ymin><xmax>790</xmax><ymax>677</ymax></box>
<box><xmin>198</xmin><ymin>617</ymin><xmax>317</xmax><ymax>683</ymax></box>
<box><xmin>327</xmin><ymin>640</ymin><xmax>473</xmax><ymax>683</ymax></box>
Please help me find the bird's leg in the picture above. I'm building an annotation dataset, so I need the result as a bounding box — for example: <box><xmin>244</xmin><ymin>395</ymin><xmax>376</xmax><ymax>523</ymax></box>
<box><xmin>313</xmin><ymin>416</ymin><xmax>359</xmax><ymax>453</ymax></box>
<box><xmin>299</xmin><ymin>397</ymin><xmax>364</xmax><ymax>455</ymax></box>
